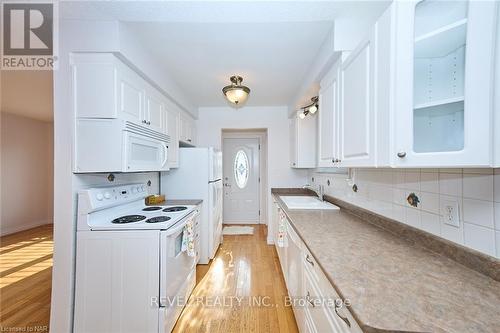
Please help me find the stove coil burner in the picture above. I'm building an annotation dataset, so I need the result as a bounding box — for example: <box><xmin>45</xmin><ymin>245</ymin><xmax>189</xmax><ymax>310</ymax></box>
<box><xmin>112</xmin><ymin>215</ymin><xmax>146</xmax><ymax>224</ymax></box>
<box><xmin>142</xmin><ymin>207</ymin><xmax>162</xmax><ymax>211</ymax></box>
<box><xmin>146</xmin><ymin>216</ymin><xmax>171</xmax><ymax>223</ymax></box>
<box><xmin>162</xmin><ymin>206</ymin><xmax>188</xmax><ymax>212</ymax></box>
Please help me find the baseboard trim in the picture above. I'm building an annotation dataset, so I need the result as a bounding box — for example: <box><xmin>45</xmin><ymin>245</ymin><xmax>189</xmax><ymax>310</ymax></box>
<box><xmin>0</xmin><ymin>220</ymin><xmax>52</xmax><ymax>237</ymax></box>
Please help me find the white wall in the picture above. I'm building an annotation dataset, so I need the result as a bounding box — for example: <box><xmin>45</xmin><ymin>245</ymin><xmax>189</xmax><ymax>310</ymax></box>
<box><xmin>310</xmin><ymin>168</ymin><xmax>500</xmax><ymax>259</ymax></box>
<box><xmin>197</xmin><ymin>106</ymin><xmax>309</xmax><ymax>239</ymax></box>
<box><xmin>0</xmin><ymin>112</ymin><xmax>53</xmax><ymax>235</ymax></box>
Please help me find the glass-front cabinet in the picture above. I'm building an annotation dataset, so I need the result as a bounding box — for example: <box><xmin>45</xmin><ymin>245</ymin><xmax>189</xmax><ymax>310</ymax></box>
<box><xmin>394</xmin><ymin>0</ymin><xmax>497</xmax><ymax>167</ymax></box>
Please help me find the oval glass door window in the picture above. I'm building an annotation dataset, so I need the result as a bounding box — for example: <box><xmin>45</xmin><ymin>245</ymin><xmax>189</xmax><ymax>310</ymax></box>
<box><xmin>234</xmin><ymin>150</ymin><xmax>249</xmax><ymax>189</ymax></box>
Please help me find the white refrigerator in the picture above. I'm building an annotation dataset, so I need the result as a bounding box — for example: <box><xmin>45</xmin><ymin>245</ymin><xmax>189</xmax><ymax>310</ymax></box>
<box><xmin>161</xmin><ymin>147</ymin><xmax>223</xmax><ymax>264</ymax></box>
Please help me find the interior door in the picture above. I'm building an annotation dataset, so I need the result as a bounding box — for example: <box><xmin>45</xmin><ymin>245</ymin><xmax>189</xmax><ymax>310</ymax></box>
<box><xmin>222</xmin><ymin>137</ymin><xmax>260</xmax><ymax>224</ymax></box>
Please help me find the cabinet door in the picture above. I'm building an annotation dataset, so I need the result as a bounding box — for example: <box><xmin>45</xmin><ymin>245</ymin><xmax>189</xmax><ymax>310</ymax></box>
<box><xmin>145</xmin><ymin>88</ymin><xmax>166</xmax><ymax>134</ymax></box>
<box><xmin>72</xmin><ymin>55</ymin><xmax>118</xmax><ymax>119</ymax></box>
<box><xmin>118</xmin><ymin>68</ymin><xmax>144</xmax><ymax>125</ymax></box>
<box><xmin>179</xmin><ymin>113</ymin><xmax>195</xmax><ymax>144</ymax></box>
<box><xmin>166</xmin><ymin>105</ymin><xmax>180</xmax><ymax>168</ymax></box>
<box><xmin>339</xmin><ymin>32</ymin><xmax>376</xmax><ymax>167</ymax></box>
<box><xmin>394</xmin><ymin>0</ymin><xmax>497</xmax><ymax>167</ymax></box>
<box><xmin>318</xmin><ymin>59</ymin><xmax>341</xmax><ymax>167</ymax></box>
<box><xmin>289</xmin><ymin>118</ymin><xmax>298</xmax><ymax>167</ymax></box>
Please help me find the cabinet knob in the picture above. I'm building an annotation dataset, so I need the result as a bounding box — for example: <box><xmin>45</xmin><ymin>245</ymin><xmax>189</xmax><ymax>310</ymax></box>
<box><xmin>147</xmin><ymin>121</ymin><xmax>151</xmax><ymax>125</ymax></box>
<box><xmin>397</xmin><ymin>151</ymin><xmax>407</xmax><ymax>158</ymax></box>
<box><xmin>305</xmin><ymin>254</ymin><xmax>314</xmax><ymax>266</ymax></box>
<box><xmin>142</xmin><ymin>120</ymin><xmax>147</xmax><ymax>124</ymax></box>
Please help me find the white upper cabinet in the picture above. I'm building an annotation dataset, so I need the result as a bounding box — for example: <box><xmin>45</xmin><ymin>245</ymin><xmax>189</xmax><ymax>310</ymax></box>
<box><xmin>339</xmin><ymin>30</ymin><xmax>376</xmax><ymax>167</ymax></box>
<box><xmin>290</xmin><ymin>113</ymin><xmax>317</xmax><ymax>168</ymax></box>
<box><xmin>144</xmin><ymin>86</ymin><xmax>167</xmax><ymax>134</ymax></box>
<box><xmin>117</xmin><ymin>64</ymin><xmax>144</xmax><ymax>124</ymax></box>
<box><xmin>393</xmin><ymin>0</ymin><xmax>498</xmax><ymax>167</ymax></box>
<box><xmin>72</xmin><ymin>53</ymin><xmax>169</xmax><ymax>136</ymax></box>
<box><xmin>318</xmin><ymin>58</ymin><xmax>341</xmax><ymax>168</ymax></box>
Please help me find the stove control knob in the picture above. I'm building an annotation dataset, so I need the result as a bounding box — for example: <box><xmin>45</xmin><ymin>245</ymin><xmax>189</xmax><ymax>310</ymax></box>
<box><xmin>137</xmin><ymin>186</ymin><xmax>141</xmax><ymax>192</ymax></box>
<box><xmin>104</xmin><ymin>192</ymin><xmax>112</xmax><ymax>199</ymax></box>
<box><xmin>131</xmin><ymin>187</ymin><xmax>137</xmax><ymax>194</ymax></box>
<box><xmin>141</xmin><ymin>185</ymin><xmax>145</xmax><ymax>192</ymax></box>
<box><xmin>96</xmin><ymin>193</ymin><xmax>104</xmax><ymax>201</ymax></box>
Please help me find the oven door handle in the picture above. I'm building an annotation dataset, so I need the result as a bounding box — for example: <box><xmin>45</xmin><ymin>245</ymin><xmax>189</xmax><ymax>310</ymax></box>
<box><xmin>162</xmin><ymin>211</ymin><xmax>196</xmax><ymax>236</ymax></box>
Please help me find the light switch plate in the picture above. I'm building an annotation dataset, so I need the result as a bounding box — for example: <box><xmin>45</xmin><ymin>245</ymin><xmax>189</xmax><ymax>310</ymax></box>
<box><xmin>441</xmin><ymin>198</ymin><xmax>460</xmax><ymax>228</ymax></box>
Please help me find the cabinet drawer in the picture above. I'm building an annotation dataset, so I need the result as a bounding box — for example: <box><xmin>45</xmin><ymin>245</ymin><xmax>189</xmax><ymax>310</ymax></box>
<box><xmin>304</xmin><ymin>268</ymin><xmax>340</xmax><ymax>333</ymax></box>
<box><xmin>303</xmin><ymin>248</ymin><xmax>362</xmax><ymax>333</ymax></box>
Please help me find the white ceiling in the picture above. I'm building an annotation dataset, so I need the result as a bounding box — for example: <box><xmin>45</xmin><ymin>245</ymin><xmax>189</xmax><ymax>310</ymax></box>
<box><xmin>126</xmin><ymin>21</ymin><xmax>333</xmax><ymax>106</ymax></box>
<box><xmin>1</xmin><ymin>71</ymin><xmax>53</xmax><ymax>122</ymax></box>
<box><xmin>61</xmin><ymin>1</ymin><xmax>390</xmax><ymax>108</ymax></box>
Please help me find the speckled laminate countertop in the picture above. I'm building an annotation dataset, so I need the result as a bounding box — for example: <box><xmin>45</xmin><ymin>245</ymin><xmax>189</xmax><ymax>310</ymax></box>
<box><xmin>272</xmin><ymin>190</ymin><xmax>500</xmax><ymax>333</ymax></box>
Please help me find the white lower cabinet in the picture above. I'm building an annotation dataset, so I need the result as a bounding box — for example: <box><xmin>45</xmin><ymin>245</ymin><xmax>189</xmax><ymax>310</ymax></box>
<box><xmin>275</xmin><ymin>213</ymin><xmax>362</xmax><ymax>333</ymax></box>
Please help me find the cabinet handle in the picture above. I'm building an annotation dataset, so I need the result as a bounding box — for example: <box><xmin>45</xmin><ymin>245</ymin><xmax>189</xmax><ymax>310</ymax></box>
<box><xmin>332</xmin><ymin>158</ymin><xmax>335</xmax><ymax>163</ymax></box>
<box><xmin>187</xmin><ymin>139</ymin><xmax>192</xmax><ymax>142</ymax></box>
<box><xmin>306</xmin><ymin>291</ymin><xmax>315</xmax><ymax>307</ymax></box>
<box><xmin>142</xmin><ymin>120</ymin><xmax>147</xmax><ymax>124</ymax></box>
<box><xmin>397</xmin><ymin>151</ymin><xmax>406</xmax><ymax>158</ymax></box>
<box><xmin>305</xmin><ymin>254</ymin><xmax>314</xmax><ymax>266</ymax></box>
<box><xmin>334</xmin><ymin>300</ymin><xmax>351</xmax><ymax>328</ymax></box>
<box><xmin>147</xmin><ymin>121</ymin><xmax>151</xmax><ymax>125</ymax></box>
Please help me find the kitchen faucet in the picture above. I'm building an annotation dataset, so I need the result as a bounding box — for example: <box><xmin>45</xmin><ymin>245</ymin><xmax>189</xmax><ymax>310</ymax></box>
<box><xmin>302</xmin><ymin>184</ymin><xmax>324</xmax><ymax>201</ymax></box>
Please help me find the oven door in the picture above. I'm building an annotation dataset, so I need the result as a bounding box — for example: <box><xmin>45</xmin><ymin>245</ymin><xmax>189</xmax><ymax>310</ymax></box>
<box><xmin>123</xmin><ymin>131</ymin><xmax>169</xmax><ymax>172</ymax></box>
<box><xmin>159</xmin><ymin>212</ymin><xmax>197</xmax><ymax>307</ymax></box>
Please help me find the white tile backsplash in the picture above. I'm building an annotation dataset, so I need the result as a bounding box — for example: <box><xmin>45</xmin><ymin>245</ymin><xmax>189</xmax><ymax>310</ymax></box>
<box><xmin>463</xmin><ymin>199</ymin><xmax>494</xmax><ymax>229</ymax></box>
<box><xmin>464</xmin><ymin>223</ymin><xmax>496</xmax><ymax>257</ymax></box>
<box><xmin>420</xmin><ymin>192</ymin><xmax>439</xmax><ymax>214</ymax></box>
<box><xmin>406</xmin><ymin>207</ymin><xmax>421</xmax><ymax>229</ymax></box>
<box><xmin>420</xmin><ymin>171</ymin><xmax>439</xmax><ymax>193</ymax></box>
<box><xmin>312</xmin><ymin>168</ymin><xmax>500</xmax><ymax>258</ymax></box>
<box><xmin>439</xmin><ymin>173</ymin><xmax>463</xmax><ymax>197</ymax></box>
<box><xmin>421</xmin><ymin>212</ymin><xmax>441</xmax><ymax>236</ymax></box>
<box><xmin>463</xmin><ymin>173</ymin><xmax>494</xmax><ymax>201</ymax></box>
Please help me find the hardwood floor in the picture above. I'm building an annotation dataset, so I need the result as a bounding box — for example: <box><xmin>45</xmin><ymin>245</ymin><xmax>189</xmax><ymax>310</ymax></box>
<box><xmin>174</xmin><ymin>225</ymin><xmax>298</xmax><ymax>333</ymax></box>
<box><xmin>0</xmin><ymin>225</ymin><xmax>53</xmax><ymax>331</ymax></box>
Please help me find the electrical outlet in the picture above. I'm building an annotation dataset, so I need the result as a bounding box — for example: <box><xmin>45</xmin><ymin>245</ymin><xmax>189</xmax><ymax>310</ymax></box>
<box><xmin>442</xmin><ymin>199</ymin><xmax>460</xmax><ymax>228</ymax></box>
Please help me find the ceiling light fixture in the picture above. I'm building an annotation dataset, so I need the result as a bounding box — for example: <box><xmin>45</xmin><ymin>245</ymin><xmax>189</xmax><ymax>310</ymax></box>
<box><xmin>297</xmin><ymin>96</ymin><xmax>319</xmax><ymax>119</ymax></box>
<box><xmin>222</xmin><ymin>75</ymin><xmax>251</xmax><ymax>106</ymax></box>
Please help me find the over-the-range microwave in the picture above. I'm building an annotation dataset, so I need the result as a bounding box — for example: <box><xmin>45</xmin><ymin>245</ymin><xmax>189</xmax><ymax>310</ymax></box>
<box><xmin>74</xmin><ymin>119</ymin><xmax>170</xmax><ymax>173</ymax></box>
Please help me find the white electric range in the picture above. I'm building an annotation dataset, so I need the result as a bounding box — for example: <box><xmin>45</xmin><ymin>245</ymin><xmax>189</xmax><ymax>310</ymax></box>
<box><xmin>74</xmin><ymin>183</ymin><xmax>199</xmax><ymax>333</ymax></box>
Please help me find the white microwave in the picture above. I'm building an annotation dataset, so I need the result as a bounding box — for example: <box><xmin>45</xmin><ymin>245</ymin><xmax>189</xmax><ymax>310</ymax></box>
<box><xmin>75</xmin><ymin>119</ymin><xmax>170</xmax><ymax>173</ymax></box>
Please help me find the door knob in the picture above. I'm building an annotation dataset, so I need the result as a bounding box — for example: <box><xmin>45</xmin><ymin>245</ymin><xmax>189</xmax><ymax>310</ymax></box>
<box><xmin>397</xmin><ymin>151</ymin><xmax>407</xmax><ymax>158</ymax></box>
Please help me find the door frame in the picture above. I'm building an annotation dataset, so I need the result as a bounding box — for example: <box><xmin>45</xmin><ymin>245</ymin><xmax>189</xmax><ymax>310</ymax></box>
<box><xmin>221</xmin><ymin>130</ymin><xmax>268</xmax><ymax>225</ymax></box>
